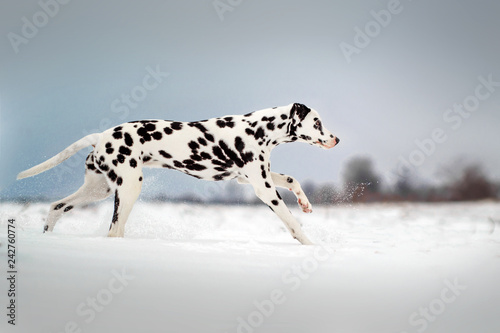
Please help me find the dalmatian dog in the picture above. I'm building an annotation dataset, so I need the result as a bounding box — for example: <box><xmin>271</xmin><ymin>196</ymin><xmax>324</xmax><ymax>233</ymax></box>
<box><xmin>17</xmin><ymin>103</ymin><xmax>340</xmax><ymax>245</ymax></box>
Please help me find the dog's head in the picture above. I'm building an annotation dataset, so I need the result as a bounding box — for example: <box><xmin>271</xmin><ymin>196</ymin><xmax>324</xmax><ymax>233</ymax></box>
<box><xmin>288</xmin><ymin>103</ymin><xmax>340</xmax><ymax>149</ymax></box>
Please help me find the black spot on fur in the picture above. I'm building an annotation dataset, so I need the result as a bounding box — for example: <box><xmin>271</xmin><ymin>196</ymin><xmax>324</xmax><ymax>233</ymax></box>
<box><xmin>114</xmin><ymin>126</ymin><xmax>123</xmax><ymax>132</ymax></box>
<box><xmin>137</xmin><ymin>127</ymin><xmax>151</xmax><ymax>142</ymax></box>
<box><xmin>145</xmin><ymin>123</ymin><xmax>156</xmax><ymax>132</ymax></box>
<box><xmin>117</xmin><ymin>154</ymin><xmax>125</xmax><ymax>164</ymax></box>
<box><xmin>186</xmin><ymin>163</ymin><xmax>206</xmax><ymax>171</ymax></box>
<box><xmin>254</xmin><ymin>127</ymin><xmax>265</xmax><ymax>140</ymax></box>
<box><xmin>267</xmin><ymin>122</ymin><xmax>275</xmax><ymax>130</ymax></box>
<box><xmin>143</xmin><ymin>156</ymin><xmax>152</xmax><ymax>162</ymax></box>
<box><xmin>139</xmin><ymin>176</ymin><xmax>143</xmax><ymax>181</ymax></box>
<box><xmin>189</xmin><ymin>122</ymin><xmax>207</xmax><ymax>132</ymax></box>
<box><xmin>271</xmin><ymin>200</ymin><xmax>279</xmax><ymax>206</ymax></box>
<box><xmin>188</xmin><ymin>141</ymin><xmax>199</xmax><ymax>150</ymax></box>
<box><xmin>108</xmin><ymin>170</ymin><xmax>118</xmax><ymax>182</ymax></box>
<box><xmin>111</xmin><ymin>191</ymin><xmax>119</xmax><ymax>225</ymax></box>
<box><xmin>216</xmin><ymin>120</ymin><xmax>226</xmax><ymax>128</ymax></box>
<box><xmin>281</xmin><ymin>114</ymin><xmax>288</xmax><ymax>120</ymax></box>
<box><xmin>245</xmin><ymin>128</ymin><xmax>255</xmax><ymax>136</ymax></box>
<box><xmin>54</xmin><ymin>203</ymin><xmax>65</xmax><ymax>210</ymax></box>
<box><xmin>124</xmin><ymin>133</ymin><xmax>134</xmax><ymax>146</ymax></box>
<box><xmin>106</xmin><ymin>148</ymin><xmax>114</xmax><ymax>154</ymax></box>
<box><xmin>235</xmin><ymin>137</ymin><xmax>245</xmax><ymax>152</ymax></box>
<box><xmin>300</xmin><ymin>134</ymin><xmax>312</xmax><ymax>141</ymax></box>
<box><xmin>265</xmin><ymin>182</ymin><xmax>271</xmax><ymax>188</ymax></box>
<box><xmin>112</xmin><ymin>131</ymin><xmax>123</xmax><ymax>139</ymax></box>
<box><xmin>98</xmin><ymin>163</ymin><xmax>109</xmax><ymax>172</ymax></box>
<box><xmin>64</xmin><ymin>205</ymin><xmax>74</xmax><ymax>212</ymax></box>
<box><xmin>219</xmin><ymin>140</ymin><xmax>244</xmax><ymax>168</ymax></box>
<box><xmin>119</xmin><ymin>146</ymin><xmax>132</xmax><ymax>156</ymax></box>
<box><xmin>152</xmin><ymin>131</ymin><xmax>162</xmax><ymax>140</ymax></box>
<box><xmin>198</xmin><ymin>137</ymin><xmax>207</xmax><ymax>146</ymax></box>
<box><xmin>159</xmin><ymin>150</ymin><xmax>172</xmax><ymax>159</ymax></box>
<box><xmin>105</xmin><ymin>142</ymin><xmax>112</xmax><ymax>148</ymax></box>
<box><xmin>204</xmin><ymin>133</ymin><xmax>215</xmax><ymax>142</ymax></box>
<box><xmin>276</xmin><ymin>191</ymin><xmax>282</xmax><ymax>200</ymax></box>
<box><xmin>117</xmin><ymin>177</ymin><xmax>123</xmax><ymax>186</ymax></box>
<box><xmin>200</xmin><ymin>152</ymin><xmax>212</xmax><ymax>160</ymax></box>
<box><xmin>190</xmin><ymin>154</ymin><xmax>202</xmax><ymax>161</ymax></box>
<box><xmin>287</xmin><ymin>177</ymin><xmax>293</xmax><ymax>183</ymax></box>
<box><xmin>213</xmin><ymin>172</ymin><xmax>231</xmax><ymax>181</ymax></box>
<box><xmin>164</xmin><ymin>127</ymin><xmax>173</xmax><ymax>135</ymax></box>
<box><xmin>129</xmin><ymin>158</ymin><xmax>137</xmax><ymax>168</ymax></box>
<box><xmin>171</xmin><ymin>122</ymin><xmax>183</xmax><ymax>130</ymax></box>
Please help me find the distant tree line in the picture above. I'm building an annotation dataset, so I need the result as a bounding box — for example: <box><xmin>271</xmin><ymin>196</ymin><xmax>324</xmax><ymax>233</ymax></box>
<box><xmin>6</xmin><ymin>156</ymin><xmax>498</xmax><ymax>205</ymax></box>
<box><xmin>148</xmin><ymin>156</ymin><xmax>499</xmax><ymax>205</ymax></box>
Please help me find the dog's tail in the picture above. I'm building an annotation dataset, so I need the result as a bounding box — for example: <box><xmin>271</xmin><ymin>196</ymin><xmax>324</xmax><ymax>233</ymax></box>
<box><xmin>17</xmin><ymin>133</ymin><xmax>101</xmax><ymax>180</ymax></box>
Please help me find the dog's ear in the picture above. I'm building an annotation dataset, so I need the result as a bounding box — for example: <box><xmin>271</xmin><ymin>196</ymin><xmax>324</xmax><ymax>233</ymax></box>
<box><xmin>289</xmin><ymin>103</ymin><xmax>311</xmax><ymax>121</ymax></box>
<box><xmin>287</xmin><ymin>103</ymin><xmax>311</xmax><ymax>136</ymax></box>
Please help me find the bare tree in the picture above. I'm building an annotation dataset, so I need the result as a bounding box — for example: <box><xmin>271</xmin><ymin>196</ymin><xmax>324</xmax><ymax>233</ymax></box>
<box><xmin>342</xmin><ymin>156</ymin><xmax>381</xmax><ymax>193</ymax></box>
<box><xmin>449</xmin><ymin>164</ymin><xmax>495</xmax><ymax>201</ymax></box>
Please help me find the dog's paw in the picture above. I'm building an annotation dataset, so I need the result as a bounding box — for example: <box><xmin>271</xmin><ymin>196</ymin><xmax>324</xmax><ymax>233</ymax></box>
<box><xmin>297</xmin><ymin>198</ymin><xmax>312</xmax><ymax>213</ymax></box>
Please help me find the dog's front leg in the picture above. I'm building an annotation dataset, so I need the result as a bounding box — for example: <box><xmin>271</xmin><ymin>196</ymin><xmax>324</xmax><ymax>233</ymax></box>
<box><xmin>241</xmin><ymin>173</ymin><xmax>313</xmax><ymax>213</ymax></box>
<box><xmin>270</xmin><ymin>173</ymin><xmax>312</xmax><ymax>213</ymax></box>
<box><xmin>244</xmin><ymin>173</ymin><xmax>313</xmax><ymax>245</ymax></box>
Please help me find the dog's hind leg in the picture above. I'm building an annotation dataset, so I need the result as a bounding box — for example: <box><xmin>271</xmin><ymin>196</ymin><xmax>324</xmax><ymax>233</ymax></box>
<box><xmin>44</xmin><ymin>168</ymin><xmax>111</xmax><ymax>233</ymax></box>
<box><xmin>107</xmin><ymin>170</ymin><xmax>143</xmax><ymax>238</ymax></box>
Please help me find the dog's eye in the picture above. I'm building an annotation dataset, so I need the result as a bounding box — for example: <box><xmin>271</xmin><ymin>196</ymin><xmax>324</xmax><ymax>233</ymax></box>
<box><xmin>314</xmin><ymin>120</ymin><xmax>322</xmax><ymax>130</ymax></box>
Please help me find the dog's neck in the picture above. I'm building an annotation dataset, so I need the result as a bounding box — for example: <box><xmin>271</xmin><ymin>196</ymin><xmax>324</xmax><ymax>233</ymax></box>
<box><xmin>241</xmin><ymin>106</ymin><xmax>297</xmax><ymax>150</ymax></box>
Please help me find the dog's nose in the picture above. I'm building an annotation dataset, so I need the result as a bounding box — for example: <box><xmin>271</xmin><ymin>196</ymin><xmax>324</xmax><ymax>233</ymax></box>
<box><xmin>335</xmin><ymin>137</ymin><xmax>340</xmax><ymax>145</ymax></box>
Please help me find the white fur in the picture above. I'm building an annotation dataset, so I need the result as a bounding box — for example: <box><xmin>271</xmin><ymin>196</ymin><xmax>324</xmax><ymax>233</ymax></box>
<box><xmin>17</xmin><ymin>103</ymin><xmax>339</xmax><ymax>244</ymax></box>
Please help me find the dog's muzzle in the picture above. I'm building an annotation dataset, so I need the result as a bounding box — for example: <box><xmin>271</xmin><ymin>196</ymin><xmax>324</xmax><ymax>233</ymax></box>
<box><xmin>318</xmin><ymin>137</ymin><xmax>340</xmax><ymax>149</ymax></box>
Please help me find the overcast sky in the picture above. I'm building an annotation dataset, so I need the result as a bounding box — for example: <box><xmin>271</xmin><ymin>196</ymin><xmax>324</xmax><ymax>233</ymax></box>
<box><xmin>1</xmin><ymin>0</ymin><xmax>499</xmax><ymax>200</ymax></box>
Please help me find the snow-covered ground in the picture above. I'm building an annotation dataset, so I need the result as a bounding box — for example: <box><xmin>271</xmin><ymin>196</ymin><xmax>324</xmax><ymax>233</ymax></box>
<box><xmin>0</xmin><ymin>201</ymin><xmax>499</xmax><ymax>333</ymax></box>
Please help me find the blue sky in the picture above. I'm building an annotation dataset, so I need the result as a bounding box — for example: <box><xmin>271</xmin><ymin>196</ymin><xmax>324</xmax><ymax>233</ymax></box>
<box><xmin>1</xmin><ymin>0</ymin><xmax>499</xmax><ymax>200</ymax></box>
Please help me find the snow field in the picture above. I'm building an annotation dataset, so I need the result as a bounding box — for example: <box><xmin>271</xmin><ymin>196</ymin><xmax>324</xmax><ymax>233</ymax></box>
<box><xmin>0</xmin><ymin>201</ymin><xmax>499</xmax><ymax>333</ymax></box>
